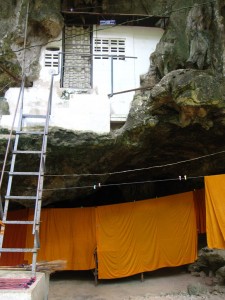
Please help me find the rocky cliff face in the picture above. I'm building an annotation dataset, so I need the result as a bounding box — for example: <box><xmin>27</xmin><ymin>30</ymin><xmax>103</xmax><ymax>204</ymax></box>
<box><xmin>0</xmin><ymin>0</ymin><xmax>63</xmax><ymax>89</ymax></box>
<box><xmin>1</xmin><ymin>0</ymin><xmax>225</xmax><ymax>207</ymax></box>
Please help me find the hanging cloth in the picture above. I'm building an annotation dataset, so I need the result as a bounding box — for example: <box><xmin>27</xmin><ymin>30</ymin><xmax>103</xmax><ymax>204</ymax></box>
<box><xmin>205</xmin><ymin>175</ymin><xmax>225</xmax><ymax>249</ymax></box>
<box><xmin>96</xmin><ymin>192</ymin><xmax>197</xmax><ymax>279</ymax></box>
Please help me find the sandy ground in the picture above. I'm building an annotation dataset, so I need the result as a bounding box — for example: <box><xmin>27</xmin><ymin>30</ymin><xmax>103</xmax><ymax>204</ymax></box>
<box><xmin>48</xmin><ymin>267</ymin><xmax>225</xmax><ymax>300</ymax></box>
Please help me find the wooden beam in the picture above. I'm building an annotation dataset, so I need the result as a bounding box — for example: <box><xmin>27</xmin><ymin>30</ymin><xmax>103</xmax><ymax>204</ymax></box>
<box><xmin>61</xmin><ymin>11</ymin><xmax>168</xmax><ymax>18</ymax></box>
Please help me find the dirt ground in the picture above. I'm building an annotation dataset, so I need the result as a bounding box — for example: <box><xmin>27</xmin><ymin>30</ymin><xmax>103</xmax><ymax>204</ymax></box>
<box><xmin>48</xmin><ymin>266</ymin><xmax>225</xmax><ymax>300</ymax></box>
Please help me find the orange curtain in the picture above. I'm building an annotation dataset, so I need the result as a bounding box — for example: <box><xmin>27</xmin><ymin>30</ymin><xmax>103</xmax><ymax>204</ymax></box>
<box><xmin>25</xmin><ymin>207</ymin><xmax>96</xmax><ymax>270</ymax></box>
<box><xmin>0</xmin><ymin>209</ymin><xmax>29</xmax><ymax>266</ymax></box>
<box><xmin>2</xmin><ymin>191</ymin><xmax>200</xmax><ymax>274</ymax></box>
<box><xmin>193</xmin><ymin>189</ymin><xmax>206</xmax><ymax>234</ymax></box>
<box><xmin>96</xmin><ymin>192</ymin><xmax>197</xmax><ymax>279</ymax></box>
<box><xmin>205</xmin><ymin>175</ymin><xmax>225</xmax><ymax>249</ymax></box>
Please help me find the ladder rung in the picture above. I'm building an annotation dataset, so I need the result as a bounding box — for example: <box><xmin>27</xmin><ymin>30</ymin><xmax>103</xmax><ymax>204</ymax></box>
<box><xmin>12</xmin><ymin>150</ymin><xmax>42</xmax><ymax>154</ymax></box>
<box><xmin>9</xmin><ymin>172</ymin><xmax>40</xmax><ymax>176</ymax></box>
<box><xmin>4</xmin><ymin>220</ymin><xmax>35</xmax><ymax>225</ymax></box>
<box><xmin>0</xmin><ymin>248</ymin><xmax>37</xmax><ymax>253</ymax></box>
<box><xmin>16</xmin><ymin>131</ymin><xmax>45</xmax><ymax>135</ymax></box>
<box><xmin>22</xmin><ymin>114</ymin><xmax>47</xmax><ymax>119</ymax></box>
<box><xmin>5</xmin><ymin>196</ymin><xmax>37</xmax><ymax>200</ymax></box>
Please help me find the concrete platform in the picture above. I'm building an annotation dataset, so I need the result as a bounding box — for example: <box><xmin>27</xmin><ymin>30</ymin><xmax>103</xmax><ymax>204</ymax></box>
<box><xmin>0</xmin><ymin>270</ymin><xmax>48</xmax><ymax>300</ymax></box>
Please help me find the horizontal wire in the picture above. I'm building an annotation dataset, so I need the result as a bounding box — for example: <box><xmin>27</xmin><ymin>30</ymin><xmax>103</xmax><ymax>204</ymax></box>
<box><xmin>0</xmin><ymin>149</ymin><xmax>224</xmax><ymax>180</ymax></box>
<box><xmin>0</xmin><ymin>149</ymin><xmax>224</xmax><ymax>177</ymax></box>
<box><xmin>42</xmin><ymin>175</ymin><xmax>205</xmax><ymax>192</ymax></box>
<box><xmin>44</xmin><ymin>150</ymin><xmax>225</xmax><ymax>177</ymax></box>
<box><xmin>62</xmin><ymin>3</ymin><xmax>124</xmax><ymax>11</ymax></box>
<box><xmin>0</xmin><ymin>0</ymin><xmax>219</xmax><ymax>191</ymax></box>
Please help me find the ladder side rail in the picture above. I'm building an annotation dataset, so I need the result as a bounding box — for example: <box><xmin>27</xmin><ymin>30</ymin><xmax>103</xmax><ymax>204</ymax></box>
<box><xmin>4</xmin><ymin>78</ymin><xmax>26</xmax><ymax>213</ymax></box>
<box><xmin>0</xmin><ymin>1</ymin><xmax>30</xmax><ymax>204</ymax></box>
<box><xmin>0</xmin><ymin>0</ymin><xmax>33</xmax><ymax>265</ymax></box>
<box><xmin>32</xmin><ymin>74</ymin><xmax>55</xmax><ymax>275</ymax></box>
<box><xmin>33</xmin><ymin>74</ymin><xmax>54</xmax><ymax>232</ymax></box>
<box><xmin>0</xmin><ymin>78</ymin><xmax>25</xmax><ymax>209</ymax></box>
<box><xmin>59</xmin><ymin>52</ymin><xmax>64</xmax><ymax>88</ymax></box>
<box><xmin>5</xmin><ymin>95</ymin><xmax>26</xmax><ymax>200</ymax></box>
<box><xmin>0</xmin><ymin>78</ymin><xmax>25</xmax><ymax>250</ymax></box>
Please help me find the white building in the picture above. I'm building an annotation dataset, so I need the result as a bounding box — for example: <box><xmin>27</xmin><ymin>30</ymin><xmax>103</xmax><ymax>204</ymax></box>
<box><xmin>1</xmin><ymin>12</ymin><xmax>164</xmax><ymax>133</ymax></box>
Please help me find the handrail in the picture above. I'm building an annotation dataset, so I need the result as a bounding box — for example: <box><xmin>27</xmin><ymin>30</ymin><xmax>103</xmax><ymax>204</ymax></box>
<box><xmin>33</xmin><ymin>71</ymin><xmax>57</xmax><ymax>234</ymax></box>
<box><xmin>58</xmin><ymin>51</ymin><xmax>137</xmax><ymax>95</ymax></box>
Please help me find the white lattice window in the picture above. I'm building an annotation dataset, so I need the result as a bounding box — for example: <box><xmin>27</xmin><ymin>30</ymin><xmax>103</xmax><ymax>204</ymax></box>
<box><xmin>44</xmin><ymin>47</ymin><xmax>60</xmax><ymax>68</ymax></box>
<box><xmin>94</xmin><ymin>38</ymin><xmax>125</xmax><ymax>60</ymax></box>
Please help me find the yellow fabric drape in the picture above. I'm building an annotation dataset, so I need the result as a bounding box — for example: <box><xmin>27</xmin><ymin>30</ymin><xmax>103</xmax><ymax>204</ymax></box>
<box><xmin>2</xmin><ymin>190</ymin><xmax>200</xmax><ymax>275</ymax></box>
<box><xmin>0</xmin><ymin>209</ymin><xmax>29</xmax><ymax>266</ymax></box>
<box><xmin>25</xmin><ymin>207</ymin><xmax>96</xmax><ymax>270</ymax></box>
<box><xmin>96</xmin><ymin>192</ymin><xmax>197</xmax><ymax>279</ymax></box>
<box><xmin>205</xmin><ymin>175</ymin><xmax>225</xmax><ymax>249</ymax></box>
<box><xmin>194</xmin><ymin>189</ymin><xmax>206</xmax><ymax>234</ymax></box>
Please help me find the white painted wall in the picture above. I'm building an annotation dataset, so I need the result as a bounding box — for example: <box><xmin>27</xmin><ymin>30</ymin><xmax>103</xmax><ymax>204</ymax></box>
<box><xmin>1</xmin><ymin>33</ymin><xmax>110</xmax><ymax>134</ymax></box>
<box><xmin>50</xmin><ymin>93</ymin><xmax>110</xmax><ymax>132</ymax></box>
<box><xmin>1</xmin><ymin>26</ymin><xmax>163</xmax><ymax>133</ymax></box>
<box><xmin>37</xmin><ymin>35</ymin><xmax>62</xmax><ymax>86</ymax></box>
<box><xmin>2</xmin><ymin>86</ymin><xmax>110</xmax><ymax>133</ymax></box>
<box><xmin>0</xmin><ymin>271</ymin><xmax>47</xmax><ymax>300</ymax></box>
<box><xmin>93</xmin><ymin>26</ymin><xmax>164</xmax><ymax>118</ymax></box>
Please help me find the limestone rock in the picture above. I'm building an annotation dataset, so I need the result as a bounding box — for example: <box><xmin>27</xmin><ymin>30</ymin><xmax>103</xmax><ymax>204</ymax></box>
<box><xmin>0</xmin><ymin>0</ymin><xmax>63</xmax><ymax>86</ymax></box>
<box><xmin>150</xmin><ymin>69</ymin><xmax>225</xmax><ymax>129</ymax></box>
<box><xmin>1</xmin><ymin>1</ymin><xmax>225</xmax><ymax>208</ymax></box>
<box><xmin>187</xmin><ymin>282</ymin><xmax>208</xmax><ymax>296</ymax></box>
<box><xmin>216</xmin><ymin>266</ymin><xmax>225</xmax><ymax>284</ymax></box>
<box><xmin>30</xmin><ymin>1</ymin><xmax>63</xmax><ymax>38</ymax></box>
<box><xmin>189</xmin><ymin>248</ymin><xmax>225</xmax><ymax>281</ymax></box>
<box><xmin>0</xmin><ymin>98</ymin><xmax>9</xmax><ymax>116</ymax></box>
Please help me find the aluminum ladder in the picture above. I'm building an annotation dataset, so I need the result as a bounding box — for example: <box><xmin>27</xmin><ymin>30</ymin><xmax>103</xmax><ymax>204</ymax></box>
<box><xmin>0</xmin><ymin>75</ymin><xmax>54</xmax><ymax>276</ymax></box>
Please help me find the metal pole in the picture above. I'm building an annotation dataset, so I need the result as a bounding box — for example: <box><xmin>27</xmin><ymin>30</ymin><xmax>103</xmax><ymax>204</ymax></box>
<box><xmin>108</xmin><ymin>85</ymin><xmax>154</xmax><ymax>98</ymax></box>
<box><xmin>65</xmin><ymin>52</ymin><xmax>137</xmax><ymax>96</ymax></box>
<box><xmin>0</xmin><ymin>81</ymin><xmax>25</xmax><ymax>203</ymax></box>
<box><xmin>111</xmin><ymin>56</ymin><xmax>114</xmax><ymax>97</ymax></box>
